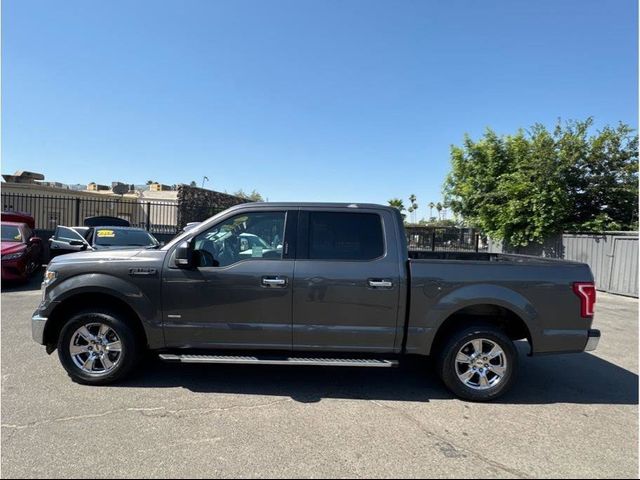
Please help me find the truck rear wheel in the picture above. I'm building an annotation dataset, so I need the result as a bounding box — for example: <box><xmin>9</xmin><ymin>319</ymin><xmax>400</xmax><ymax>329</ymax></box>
<box><xmin>57</xmin><ymin>309</ymin><xmax>139</xmax><ymax>385</ymax></box>
<box><xmin>437</xmin><ymin>325</ymin><xmax>518</xmax><ymax>402</ymax></box>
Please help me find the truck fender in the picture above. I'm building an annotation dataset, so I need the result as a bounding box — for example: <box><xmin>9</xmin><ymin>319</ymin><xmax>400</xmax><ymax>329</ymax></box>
<box><xmin>46</xmin><ymin>273</ymin><xmax>163</xmax><ymax>347</ymax></box>
<box><xmin>417</xmin><ymin>283</ymin><xmax>540</xmax><ymax>355</ymax></box>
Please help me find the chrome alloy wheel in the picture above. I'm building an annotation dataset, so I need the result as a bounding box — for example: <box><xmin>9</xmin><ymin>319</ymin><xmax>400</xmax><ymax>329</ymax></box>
<box><xmin>69</xmin><ymin>323</ymin><xmax>123</xmax><ymax>376</ymax></box>
<box><xmin>455</xmin><ymin>338</ymin><xmax>507</xmax><ymax>390</ymax></box>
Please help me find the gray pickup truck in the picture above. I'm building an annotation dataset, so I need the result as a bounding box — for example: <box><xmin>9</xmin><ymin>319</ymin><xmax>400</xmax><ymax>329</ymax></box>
<box><xmin>32</xmin><ymin>203</ymin><xmax>600</xmax><ymax>401</ymax></box>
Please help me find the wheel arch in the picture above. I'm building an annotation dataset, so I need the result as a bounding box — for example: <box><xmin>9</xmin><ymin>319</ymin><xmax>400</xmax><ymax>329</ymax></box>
<box><xmin>422</xmin><ymin>283</ymin><xmax>539</xmax><ymax>356</ymax></box>
<box><xmin>44</xmin><ymin>291</ymin><xmax>150</xmax><ymax>352</ymax></box>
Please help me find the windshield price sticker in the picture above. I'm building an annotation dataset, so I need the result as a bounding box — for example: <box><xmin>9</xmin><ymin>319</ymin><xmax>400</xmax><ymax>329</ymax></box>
<box><xmin>97</xmin><ymin>229</ymin><xmax>115</xmax><ymax>238</ymax></box>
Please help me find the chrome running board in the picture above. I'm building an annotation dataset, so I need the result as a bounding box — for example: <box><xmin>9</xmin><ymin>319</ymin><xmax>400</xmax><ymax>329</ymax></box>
<box><xmin>158</xmin><ymin>354</ymin><xmax>398</xmax><ymax>368</ymax></box>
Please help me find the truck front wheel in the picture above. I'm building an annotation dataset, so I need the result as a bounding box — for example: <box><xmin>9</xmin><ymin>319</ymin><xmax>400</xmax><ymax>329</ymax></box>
<box><xmin>437</xmin><ymin>325</ymin><xmax>518</xmax><ymax>402</ymax></box>
<box><xmin>57</xmin><ymin>309</ymin><xmax>139</xmax><ymax>385</ymax></box>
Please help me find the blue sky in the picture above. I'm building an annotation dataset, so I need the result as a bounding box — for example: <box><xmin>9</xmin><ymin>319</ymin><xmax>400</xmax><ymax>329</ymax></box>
<box><xmin>3</xmin><ymin>0</ymin><xmax>637</xmax><ymax>215</ymax></box>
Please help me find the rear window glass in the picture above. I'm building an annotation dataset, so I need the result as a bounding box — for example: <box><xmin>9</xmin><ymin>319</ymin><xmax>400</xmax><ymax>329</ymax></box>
<box><xmin>93</xmin><ymin>229</ymin><xmax>158</xmax><ymax>247</ymax></box>
<box><xmin>308</xmin><ymin>212</ymin><xmax>384</xmax><ymax>260</ymax></box>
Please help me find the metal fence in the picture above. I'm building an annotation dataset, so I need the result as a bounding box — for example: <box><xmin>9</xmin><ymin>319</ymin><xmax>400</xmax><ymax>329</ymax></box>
<box><xmin>489</xmin><ymin>232</ymin><xmax>639</xmax><ymax>297</ymax></box>
<box><xmin>1</xmin><ymin>192</ymin><xmax>179</xmax><ymax>238</ymax></box>
<box><xmin>405</xmin><ymin>226</ymin><xmax>486</xmax><ymax>252</ymax></box>
<box><xmin>2</xmin><ymin>192</ymin><xmax>493</xmax><ymax>257</ymax></box>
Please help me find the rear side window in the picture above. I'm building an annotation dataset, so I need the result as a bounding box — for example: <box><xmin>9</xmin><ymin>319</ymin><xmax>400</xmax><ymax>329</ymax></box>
<box><xmin>308</xmin><ymin>212</ymin><xmax>384</xmax><ymax>260</ymax></box>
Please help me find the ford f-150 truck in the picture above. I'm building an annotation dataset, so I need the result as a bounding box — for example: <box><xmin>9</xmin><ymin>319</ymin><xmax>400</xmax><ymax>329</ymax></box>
<box><xmin>32</xmin><ymin>203</ymin><xmax>600</xmax><ymax>401</ymax></box>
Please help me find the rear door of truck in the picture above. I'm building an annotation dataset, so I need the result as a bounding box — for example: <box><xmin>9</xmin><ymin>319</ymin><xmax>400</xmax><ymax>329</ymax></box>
<box><xmin>291</xmin><ymin>208</ymin><xmax>403</xmax><ymax>352</ymax></box>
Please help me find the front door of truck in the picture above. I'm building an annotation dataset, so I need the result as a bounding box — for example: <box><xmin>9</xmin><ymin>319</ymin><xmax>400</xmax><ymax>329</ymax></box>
<box><xmin>292</xmin><ymin>209</ymin><xmax>402</xmax><ymax>352</ymax></box>
<box><xmin>162</xmin><ymin>209</ymin><xmax>296</xmax><ymax>350</ymax></box>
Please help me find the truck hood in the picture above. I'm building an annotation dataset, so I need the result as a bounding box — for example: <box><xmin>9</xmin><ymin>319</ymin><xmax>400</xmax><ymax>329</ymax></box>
<box><xmin>1</xmin><ymin>241</ymin><xmax>27</xmax><ymax>255</ymax></box>
<box><xmin>49</xmin><ymin>248</ymin><xmax>150</xmax><ymax>265</ymax></box>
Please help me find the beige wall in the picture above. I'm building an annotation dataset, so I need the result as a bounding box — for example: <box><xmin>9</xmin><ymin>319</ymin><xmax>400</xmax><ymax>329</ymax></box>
<box><xmin>1</xmin><ymin>182</ymin><xmax>177</xmax><ymax>231</ymax></box>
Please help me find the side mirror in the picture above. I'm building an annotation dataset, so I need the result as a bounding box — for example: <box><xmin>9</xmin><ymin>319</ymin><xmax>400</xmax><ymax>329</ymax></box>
<box><xmin>68</xmin><ymin>239</ymin><xmax>89</xmax><ymax>251</ymax></box>
<box><xmin>174</xmin><ymin>241</ymin><xmax>193</xmax><ymax>268</ymax></box>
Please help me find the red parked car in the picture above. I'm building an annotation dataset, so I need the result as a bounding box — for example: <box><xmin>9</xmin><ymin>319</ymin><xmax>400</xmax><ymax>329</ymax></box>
<box><xmin>1</xmin><ymin>221</ymin><xmax>43</xmax><ymax>282</ymax></box>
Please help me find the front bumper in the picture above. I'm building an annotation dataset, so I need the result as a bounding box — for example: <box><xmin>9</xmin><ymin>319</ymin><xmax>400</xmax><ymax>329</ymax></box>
<box><xmin>1</xmin><ymin>259</ymin><xmax>28</xmax><ymax>281</ymax></box>
<box><xmin>32</xmin><ymin>313</ymin><xmax>48</xmax><ymax>345</ymax></box>
<box><xmin>585</xmin><ymin>329</ymin><xmax>601</xmax><ymax>352</ymax></box>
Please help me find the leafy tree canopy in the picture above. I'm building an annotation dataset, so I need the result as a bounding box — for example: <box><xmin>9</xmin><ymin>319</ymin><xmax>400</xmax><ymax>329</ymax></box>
<box><xmin>444</xmin><ymin>118</ymin><xmax>638</xmax><ymax>246</ymax></box>
<box><xmin>234</xmin><ymin>189</ymin><xmax>264</xmax><ymax>202</ymax></box>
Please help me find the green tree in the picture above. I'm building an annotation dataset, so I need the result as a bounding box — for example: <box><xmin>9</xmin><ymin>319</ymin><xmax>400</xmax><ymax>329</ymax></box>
<box><xmin>444</xmin><ymin>118</ymin><xmax>638</xmax><ymax>246</ymax></box>
<box><xmin>189</xmin><ymin>181</ymin><xmax>197</xmax><ymax>187</ymax></box>
<box><xmin>234</xmin><ymin>189</ymin><xmax>264</xmax><ymax>202</ymax></box>
<box><xmin>418</xmin><ymin>218</ymin><xmax>458</xmax><ymax>228</ymax></box>
<box><xmin>388</xmin><ymin>198</ymin><xmax>406</xmax><ymax>221</ymax></box>
<box><xmin>436</xmin><ymin>202</ymin><xmax>443</xmax><ymax>220</ymax></box>
<box><xmin>428</xmin><ymin>202</ymin><xmax>435</xmax><ymax>220</ymax></box>
<box><xmin>408</xmin><ymin>194</ymin><xmax>418</xmax><ymax>224</ymax></box>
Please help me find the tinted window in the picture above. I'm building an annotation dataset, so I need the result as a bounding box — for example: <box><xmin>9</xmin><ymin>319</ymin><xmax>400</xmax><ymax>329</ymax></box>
<box><xmin>54</xmin><ymin>227</ymin><xmax>86</xmax><ymax>242</ymax></box>
<box><xmin>93</xmin><ymin>228</ymin><xmax>158</xmax><ymax>247</ymax></box>
<box><xmin>1</xmin><ymin>225</ymin><xmax>23</xmax><ymax>243</ymax></box>
<box><xmin>193</xmin><ymin>211</ymin><xmax>285</xmax><ymax>267</ymax></box>
<box><xmin>308</xmin><ymin>212</ymin><xmax>384</xmax><ymax>260</ymax></box>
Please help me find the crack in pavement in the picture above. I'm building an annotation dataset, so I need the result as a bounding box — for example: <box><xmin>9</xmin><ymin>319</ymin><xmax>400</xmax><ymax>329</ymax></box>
<box><xmin>1</xmin><ymin>398</ymin><xmax>293</xmax><ymax>432</ymax></box>
<box><xmin>369</xmin><ymin>400</ymin><xmax>532</xmax><ymax>479</ymax></box>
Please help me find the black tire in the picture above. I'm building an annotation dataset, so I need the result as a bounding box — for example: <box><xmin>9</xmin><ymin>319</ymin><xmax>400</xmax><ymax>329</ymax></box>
<box><xmin>437</xmin><ymin>324</ymin><xmax>518</xmax><ymax>402</ymax></box>
<box><xmin>57</xmin><ymin>308</ymin><xmax>139</xmax><ymax>385</ymax></box>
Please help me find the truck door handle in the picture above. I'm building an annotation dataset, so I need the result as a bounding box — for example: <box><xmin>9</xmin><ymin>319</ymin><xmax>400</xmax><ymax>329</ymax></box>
<box><xmin>262</xmin><ymin>276</ymin><xmax>288</xmax><ymax>287</ymax></box>
<box><xmin>368</xmin><ymin>279</ymin><xmax>393</xmax><ymax>289</ymax></box>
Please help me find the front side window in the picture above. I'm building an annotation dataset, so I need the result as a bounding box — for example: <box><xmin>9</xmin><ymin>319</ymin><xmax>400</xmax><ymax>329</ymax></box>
<box><xmin>54</xmin><ymin>227</ymin><xmax>86</xmax><ymax>243</ymax></box>
<box><xmin>193</xmin><ymin>211</ymin><xmax>285</xmax><ymax>267</ymax></box>
<box><xmin>308</xmin><ymin>212</ymin><xmax>384</xmax><ymax>261</ymax></box>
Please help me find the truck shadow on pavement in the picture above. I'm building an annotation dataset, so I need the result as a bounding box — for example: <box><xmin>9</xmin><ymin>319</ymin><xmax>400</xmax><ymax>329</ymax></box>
<box><xmin>119</xmin><ymin>344</ymin><xmax>638</xmax><ymax>405</ymax></box>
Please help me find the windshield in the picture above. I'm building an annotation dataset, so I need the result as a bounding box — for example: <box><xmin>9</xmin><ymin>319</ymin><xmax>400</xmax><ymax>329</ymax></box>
<box><xmin>1</xmin><ymin>225</ymin><xmax>23</xmax><ymax>243</ymax></box>
<box><xmin>93</xmin><ymin>228</ymin><xmax>159</xmax><ymax>247</ymax></box>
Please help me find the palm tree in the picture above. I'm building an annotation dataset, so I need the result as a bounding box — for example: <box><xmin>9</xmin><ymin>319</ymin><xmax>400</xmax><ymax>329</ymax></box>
<box><xmin>442</xmin><ymin>201</ymin><xmax>450</xmax><ymax>220</ymax></box>
<box><xmin>436</xmin><ymin>202</ymin><xmax>443</xmax><ymax>220</ymax></box>
<box><xmin>428</xmin><ymin>202</ymin><xmax>435</xmax><ymax>220</ymax></box>
<box><xmin>408</xmin><ymin>194</ymin><xmax>418</xmax><ymax>223</ymax></box>
<box><xmin>388</xmin><ymin>198</ymin><xmax>406</xmax><ymax>221</ymax></box>
<box><xmin>388</xmin><ymin>198</ymin><xmax>405</xmax><ymax>211</ymax></box>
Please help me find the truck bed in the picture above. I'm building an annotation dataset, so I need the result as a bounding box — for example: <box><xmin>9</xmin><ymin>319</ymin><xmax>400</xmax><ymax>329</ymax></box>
<box><xmin>408</xmin><ymin>250</ymin><xmax>581</xmax><ymax>264</ymax></box>
<box><xmin>405</xmin><ymin>250</ymin><xmax>594</xmax><ymax>356</ymax></box>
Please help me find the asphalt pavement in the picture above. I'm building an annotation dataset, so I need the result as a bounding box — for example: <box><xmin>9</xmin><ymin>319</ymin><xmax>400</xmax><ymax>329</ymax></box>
<box><xmin>1</xmin><ymin>273</ymin><xmax>637</xmax><ymax>478</ymax></box>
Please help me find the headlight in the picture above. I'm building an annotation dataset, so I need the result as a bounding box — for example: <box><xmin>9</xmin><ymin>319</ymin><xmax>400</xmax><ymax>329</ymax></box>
<box><xmin>43</xmin><ymin>269</ymin><xmax>57</xmax><ymax>285</ymax></box>
<box><xmin>2</xmin><ymin>251</ymin><xmax>25</xmax><ymax>261</ymax></box>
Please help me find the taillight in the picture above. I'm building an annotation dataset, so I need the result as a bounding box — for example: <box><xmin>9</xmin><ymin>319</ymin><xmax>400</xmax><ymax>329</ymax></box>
<box><xmin>572</xmin><ymin>282</ymin><xmax>596</xmax><ymax>318</ymax></box>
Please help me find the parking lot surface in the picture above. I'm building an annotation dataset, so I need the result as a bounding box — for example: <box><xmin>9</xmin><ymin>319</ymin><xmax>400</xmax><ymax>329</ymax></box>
<box><xmin>1</xmin><ymin>274</ymin><xmax>638</xmax><ymax>478</ymax></box>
